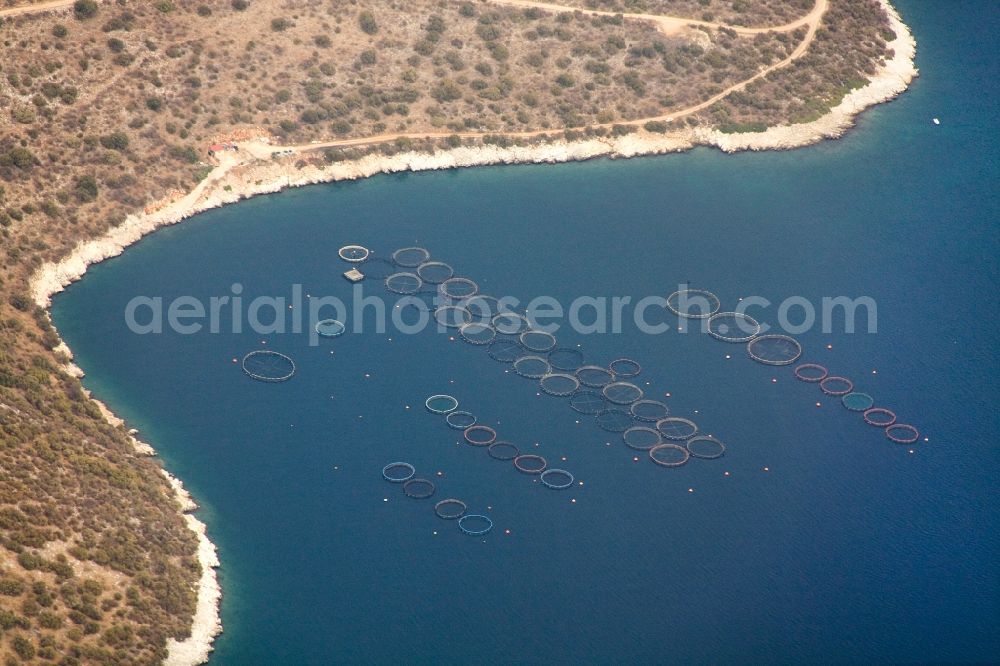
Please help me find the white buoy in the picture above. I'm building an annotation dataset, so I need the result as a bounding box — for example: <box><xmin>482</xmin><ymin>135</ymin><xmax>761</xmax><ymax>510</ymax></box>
<box><xmin>933</xmin><ymin>118</ymin><xmax>940</xmax><ymax>125</ymax></box>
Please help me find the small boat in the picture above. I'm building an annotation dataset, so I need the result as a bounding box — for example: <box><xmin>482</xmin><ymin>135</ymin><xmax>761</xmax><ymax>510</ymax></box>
<box><xmin>932</xmin><ymin>118</ymin><xmax>940</xmax><ymax>125</ymax></box>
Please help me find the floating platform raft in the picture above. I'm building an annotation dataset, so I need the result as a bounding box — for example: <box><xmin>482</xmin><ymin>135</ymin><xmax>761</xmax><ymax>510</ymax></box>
<box><xmin>343</xmin><ymin>268</ymin><xmax>364</xmax><ymax>282</ymax></box>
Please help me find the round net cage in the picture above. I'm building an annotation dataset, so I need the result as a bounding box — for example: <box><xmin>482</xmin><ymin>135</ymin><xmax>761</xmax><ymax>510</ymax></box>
<box><xmin>794</xmin><ymin>363</ymin><xmax>829</xmax><ymax>383</ymax></box>
<box><xmin>488</xmin><ymin>441</ymin><xmax>520</xmax><ymax>461</ymax></box>
<box><xmin>820</xmin><ymin>376</ymin><xmax>854</xmax><ymax>396</ymax></box>
<box><xmin>747</xmin><ymin>335</ymin><xmax>802</xmax><ymax>366</ymax></box>
<box><xmin>623</xmin><ymin>426</ymin><xmax>662</xmax><ymax>451</ymax></box>
<box><xmin>464</xmin><ymin>425</ymin><xmax>497</xmax><ymax>447</ymax></box>
<box><xmin>603</xmin><ymin>381</ymin><xmax>644</xmax><ymax>405</ymax></box>
<box><xmin>459</xmin><ymin>322</ymin><xmax>497</xmax><ymax>346</ymax></box>
<box><xmin>630</xmin><ymin>399</ymin><xmax>670</xmax><ymax>422</ymax></box>
<box><xmin>434</xmin><ymin>499</ymin><xmax>467</xmax><ymax>520</ymax></box>
<box><xmin>596</xmin><ymin>409</ymin><xmax>635</xmax><ymax>433</ymax></box>
<box><xmin>338</xmin><ymin>245</ymin><xmax>370</xmax><ymax>263</ymax></box>
<box><xmin>403</xmin><ymin>478</ymin><xmax>436</xmax><ymax>499</ymax></box>
<box><xmin>439</xmin><ymin>277</ymin><xmax>479</xmax><ymax>300</ymax></box>
<box><xmin>540</xmin><ymin>469</ymin><xmax>575</xmax><ymax>490</ymax></box>
<box><xmin>539</xmin><ymin>373</ymin><xmax>581</xmax><ymax>397</ymax></box>
<box><xmin>358</xmin><ymin>256</ymin><xmax>396</xmax><ymax>279</ymax></box>
<box><xmin>242</xmin><ymin>350</ymin><xmax>296</xmax><ymax>382</ymax></box>
<box><xmin>842</xmin><ymin>392</ymin><xmax>874</xmax><ymax>412</ymax></box>
<box><xmin>492</xmin><ymin>312</ymin><xmax>531</xmax><ymax>335</ymax></box>
<box><xmin>885</xmin><ymin>423</ymin><xmax>919</xmax><ymax>444</ymax></box>
<box><xmin>519</xmin><ymin>330</ymin><xmax>557</xmax><ymax>353</ymax></box>
<box><xmin>686</xmin><ymin>435</ymin><xmax>726</xmax><ymax>459</ymax></box>
<box><xmin>487</xmin><ymin>336</ymin><xmax>524</xmax><ymax>363</ymax></box>
<box><xmin>382</xmin><ymin>462</ymin><xmax>415</xmax><ymax>483</ymax></box>
<box><xmin>514</xmin><ymin>454</ymin><xmax>547</xmax><ymax>474</ymax></box>
<box><xmin>458</xmin><ymin>514</ymin><xmax>493</xmax><ymax>536</ymax></box>
<box><xmin>649</xmin><ymin>443</ymin><xmax>690</xmax><ymax>468</ymax></box>
<box><xmin>656</xmin><ymin>417</ymin><xmax>698</xmax><ymax>441</ymax></box>
<box><xmin>514</xmin><ymin>355</ymin><xmax>552</xmax><ymax>379</ymax></box>
<box><xmin>576</xmin><ymin>365</ymin><xmax>616</xmax><ymax>388</ymax></box>
<box><xmin>425</xmin><ymin>394</ymin><xmax>459</xmax><ymax>414</ymax></box>
<box><xmin>609</xmin><ymin>358</ymin><xmax>642</xmax><ymax>378</ymax></box>
<box><xmin>434</xmin><ymin>305</ymin><xmax>472</xmax><ymax>329</ymax></box>
<box><xmin>392</xmin><ymin>246</ymin><xmax>431</xmax><ymax>268</ymax></box>
<box><xmin>707</xmin><ymin>312</ymin><xmax>761</xmax><ymax>343</ymax></box>
<box><xmin>416</xmin><ymin>261</ymin><xmax>454</xmax><ymax>285</ymax></box>
<box><xmin>445</xmin><ymin>410</ymin><xmax>477</xmax><ymax>429</ymax></box>
<box><xmin>315</xmin><ymin>319</ymin><xmax>346</xmax><ymax>338</ymax></box>
<box><xmin>385</xmin><ymin>272</ymin><xmax>423</xmax><ymax>295</ymax></box>
<box><xmin>863</xmin><ymin>407</ymin><xmax>897</xmax><ymax>427</ymax></box>
<box><xmin>548</xmin><ymin>348</ymin><xmax>585</xmax><ymax>372</ymax></box>
<box><xmin>666</xmin><ymin>289</ymin><xmax>721</xmax><ymax>319</ymax></box>
<box><xmin>570</xmin><ymin>390</ymin><xmax>607</xmax><ymax>415</ymax></box>
<box><xmin>461</xmin><ymin>295</ymin><xmax>505</xmax><ymax>322</ymax></box>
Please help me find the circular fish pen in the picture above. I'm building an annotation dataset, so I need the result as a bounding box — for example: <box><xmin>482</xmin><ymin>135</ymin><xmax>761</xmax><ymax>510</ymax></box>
<box><xmin>548</xmin><ymin>348</ymin><xmax>585</xmax><ymax>372</ymax></box>
<box><xmin>385</xmin><ymin>272</ymin><xmax>423</xmax><ymax>295</ymax></box>
<box><xmin>707</xmin><ymin>312</ymin><xmax>761</xmax><ymax>343</ymax></box>
<box><xmin>315</xmin><ymin>319</ymin><xmax>346</xmax><ymax>338</ymax></box>
<box><xmin>794</xmin><ymin>363</ymin><xmax>829</xmax><ymax>383</ymax></box>
<box><xmin>382</xmin><ymin>462</ymin><xmax>416</xmax><ymax>483</ymax></box>
<box><xmin>487</xmin><ymin>336</ymin><xmax>524</xmax><ymax>363</ymax></box>
<box><xmin>391</xmin><ymin>246</ymin><xmax>431</xmax><ymax>268</ymax></box>
<box><xmin>458</xmin><ymin>514</ymin><xmax>493</xmax><ymax>536</ymax></box>
<box><xmin>686</xmin><ymin>435</ymin><xmax>726</xmax><ymax>459</ymax></box>
<box><xmin>417</xmin><ymin>261</ymin><xmax>455</xmax><ymax>285</ymax></box>
<box><xmin>649</xmin><ymin>443</ymin><xmax>690</xmax><ymax>467</ymax></box>
<box><xmin>459</xmin><ymin>322</ymin><xmax>497</xmax><ymax>346</ymax></box>
<box><xmin>445</xmin><ymin>410</ymin><xmax>476</xmax><ymax>430</ymax></box>
<box><xmin>539</xmin><ymin>373</ymin><xmax>581</xmax><ymax>397</ymax></box>
<box><xmin>747</xmin><ymin>335</ymin><xmax>802</xmax><ymax>366</ymax></box>
<box><xmin>461</xmin><ymin>295</ymin><xmax>504</xmax><ymax>322</ymax></box>
<box><xmin>656</xmin><ymin>417</ymin><xmax>698</xmax><ymax>441</ymax></box>
<box><xmin>464</xmin><ymin>425</ymin><xmax>497</xmax><ymax>447</ymax></box>
<box><xmin>425</xmin><ymin>394</ymin><xmax>459</xmax><ymax>414</ymax></box>
<box><xmin>514</xmin><ymin>355</ymin><xmax>552</xmax><ymax>379</ymax></box>
<box><xmin>434</xmin><ymin>305</ymin><xmax>472</xmax><ymax>329</ymax></box>
<box><xmin>403</xmin><ymin>478</ymin><xmax>436</xmax><ymax>499</ymax></box>
<box><xmin>623</xmin><ymin>426</ymin><xmax>662</xmax><ymax>451</ymax></box>
<box><xmin>820</xmin><ymin>376</ymin><xmax>854</xmax><ymax>396</ymax></box>
<box><xmin>842</xmin><ymin>392</ymin><xmax>875</xmax><ymax>412</ymax></box>
<box><xmin>513</xmin><ymin>454</ymin><xmax>547</xmax><ymax>474</ymax></box>
<box><xmin>666</xmin><ymin>289</ymin><xmax>720</xmax><ymax>319</ymax></box>
<box><xmin>492</xmin><ymin>312</ymin><xmax>531</xmax><ymax>335</ymax></box>
<box><xmin>863</xmin><ymin>407</ymin><xmax>897</xmax><ymax>427</ymax></box>
<box><xmin>338</xmin><ymin>245</ymin><xmax>370</xmax><ymax>263</ymax></box>
<box><xmin>576</xmin><ymin>365</ymin><xmax>615</xmax><ymax>388</ymax></box>
<box><xmin>540</xmin><ymin>469</ymin><xmax>575</xmax><ymax>490</ymax></box>
<box><xmin>519</xmin><ymin>330</ymin><xmax>557</xmax><ymax>353</ymax></box>
<box><xmin>570</xmin><ymin>390</ymin><xmax>607</xmax><ymax>415</ymax></box>
<box><xmin>609</xmin><ymin>358</ymin><xmax>642</xmax><ymax>378</ymax></box>
<box><xmin>487</xmin><ymin>441</ymin><xmax>520</xmax><ymax>461</ymax></box>
<box><xmin>242</xmin><ymin>350</ymin><xmax>296</xmax><ymax>382</ymax></box>
<box><xmin>596</xmin><ymin>409</ymin><xmax>635</xmax><ymax>433</ymax></box>
<box><xmin>603</xmin><ymin>382</ymin><xmax>644</xmax><ymax>405</ymax></box>
<box><xmin>434</xmin><ymin>499</ymin><xmax>467</xmax><ymax>520</ymax></box>
<box><xmin>439</xmin><ymin>277</ymin><xmax>479</xmax><ymax>300</ymax></box>
<box><xmin>630</xmin><ymin>399</ymin><xmax>670</xmax><ymax>423</ymax></box>
<box><xmin>886</xmin><ymin>424</ymin><xmax>919</xmax><ymax>444</ymax></box>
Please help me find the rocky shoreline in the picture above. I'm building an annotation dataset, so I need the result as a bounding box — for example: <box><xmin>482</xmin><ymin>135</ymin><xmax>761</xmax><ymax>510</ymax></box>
<box><xmin>28</xmin><ymin>1</ymin><xmax>915</xmax><ymax>662</ymax></box>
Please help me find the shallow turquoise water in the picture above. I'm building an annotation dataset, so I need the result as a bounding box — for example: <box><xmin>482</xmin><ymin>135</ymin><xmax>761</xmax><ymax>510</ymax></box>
<box><xmin>52</xmin><ymin>2</ymin><xmax>998</xmax><ymax>663</ymax></box>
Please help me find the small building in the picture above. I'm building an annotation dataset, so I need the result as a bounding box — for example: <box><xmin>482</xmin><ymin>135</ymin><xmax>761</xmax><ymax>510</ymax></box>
<box><xmin>343</xmin><ymin>268</ymin><xmax>364</xmax><ymax>282</ymax></box>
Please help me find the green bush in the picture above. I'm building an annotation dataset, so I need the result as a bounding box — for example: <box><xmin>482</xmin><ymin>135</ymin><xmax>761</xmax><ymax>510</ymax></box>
<box><xmin>52</xmin><ymin>24</ymin><xmax>68</xmax><ymax>38</ymax></box>
<box><xmin>358</xmin><ymin>11</ymin><xmax>378</xmax><ymax>35</ymax></box>
<box><xmin>73</xmin><ymin>0</ymin><xmax>98</xmax><ymax>20</ymax></box>
<box><xmin>99</xmin><ymin>131</ymin><xmax>129</xmax><ymax>151</ymax></box>
<box><xmin>271</xmin><ymin>17</ymin><xmax>293</xmax><ymax>32</ymax></box>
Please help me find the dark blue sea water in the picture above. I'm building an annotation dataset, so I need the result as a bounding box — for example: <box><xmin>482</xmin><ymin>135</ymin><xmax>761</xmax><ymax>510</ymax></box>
<box><xmin>51</xmin><ymin>2</ymin><xmax>998</xmax><ymax>663</ymax></box>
